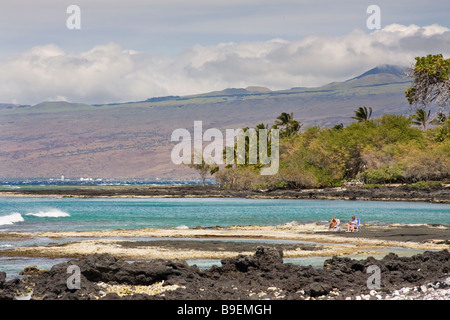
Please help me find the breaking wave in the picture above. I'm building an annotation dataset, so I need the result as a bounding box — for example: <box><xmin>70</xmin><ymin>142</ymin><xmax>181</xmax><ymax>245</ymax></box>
<box><xmin>0</xmin><ymin>212</ymin><xmax>25</xmax><ymax>226</ymax></box>
<box><xmin>25</xmin><ymin>209</ymin><xmax>70</xmax><ymax>218</ymax></box>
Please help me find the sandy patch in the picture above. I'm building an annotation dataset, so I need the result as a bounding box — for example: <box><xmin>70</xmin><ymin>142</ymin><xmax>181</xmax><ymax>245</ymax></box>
<box><xmin>1</xmin><ymin>223</ymin><xmax>448</xmax><ymax>260</ymax></box>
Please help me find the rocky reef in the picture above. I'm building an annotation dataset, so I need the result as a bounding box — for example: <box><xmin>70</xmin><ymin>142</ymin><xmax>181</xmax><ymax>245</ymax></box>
<box><xmin>1</xmin><ymin>247</ymin><xmax>449</xmax><ymax>300</ymax></box>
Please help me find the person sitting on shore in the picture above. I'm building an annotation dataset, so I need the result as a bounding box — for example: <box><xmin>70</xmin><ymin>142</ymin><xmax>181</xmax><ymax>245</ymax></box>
<box><xmin>334</xmin><ymin>217</ymin><xmax>341</xmax><ymax>231</ymax></box>
<box><xmin>328</xmin><ymin>217</ymin><xmax>336</xmax><ymax>230</ymax></box>
<box><xmin>347</xmin><ymin>216</ymin><xmax>358</xmax><ymax>232</ymax></box>
<box><xmin>328</xmin><ymin>216</ymin><xmax>340</xmax><ymax>231</ymax></box>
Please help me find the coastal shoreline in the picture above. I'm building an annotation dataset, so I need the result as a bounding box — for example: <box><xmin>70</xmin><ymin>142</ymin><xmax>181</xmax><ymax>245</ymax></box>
<box><xmin>1</xmin><ymin>223</ymin><xmax>449</xmax><ymax>260</ymax></box>
<box><xmin>1</xmin><ymin>184</ymin><xmax>449</xmax><ymax>203</ymax></box>
<box><xmin>1</xmin><ymin>246</ymin><xmax>449</xmax><ymax>301</ymax></box>
<box><xmin>1</xmin><ymin>185</ymin><xmax>449</xmax><ymax>300</ymax></box>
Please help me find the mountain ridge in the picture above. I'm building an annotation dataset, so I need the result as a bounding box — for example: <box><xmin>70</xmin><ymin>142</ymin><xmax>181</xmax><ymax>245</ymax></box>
<box><xmin>2</xmin><ymin>64</ymin><xmax>409</xmax><ymax>110</ymax></box>
<box><xmin>352</xmin><ymin>64</ymin><xmax>408</xmax><ymax>79</ymax></box>
<box><xmin>0</xmin><ymin>65</ymin><xmax>414</xmax><ymax>179</ymax></box>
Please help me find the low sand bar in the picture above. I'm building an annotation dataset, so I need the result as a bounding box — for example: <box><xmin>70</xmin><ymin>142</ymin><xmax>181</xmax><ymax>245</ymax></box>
<box><xmin>1</xmin><ymin>223</ymin><xmax>448</xmax><ymax>260</ymax></box>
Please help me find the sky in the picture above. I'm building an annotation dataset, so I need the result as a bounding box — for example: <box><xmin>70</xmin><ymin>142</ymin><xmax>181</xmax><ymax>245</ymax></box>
<box><xmin>0</xmin><ymin>0</ymin><xmax>449</xmax><ymax>105</ymax></box>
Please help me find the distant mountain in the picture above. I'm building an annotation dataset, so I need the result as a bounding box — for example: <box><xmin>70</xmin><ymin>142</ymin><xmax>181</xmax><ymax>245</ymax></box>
<box><xmin>0</xmin><ymin>65</ymin><xmax>413</xmax><ymax>179</ymax></box>
<box><xmin>352</xmin><ymin>64</ymin><xmax>408</xmax><ymax>79</ymax></box>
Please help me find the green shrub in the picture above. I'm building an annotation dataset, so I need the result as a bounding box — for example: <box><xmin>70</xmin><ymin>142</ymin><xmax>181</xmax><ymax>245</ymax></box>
<box><xmin>408</xmin><ymin>181</ymin><xmax>443</xmax><ymax>190</ymax></box>
<box><xmin>358</xmin><ymin>165</ymin><xmax>403</xmax><ymax>184</ymax></box>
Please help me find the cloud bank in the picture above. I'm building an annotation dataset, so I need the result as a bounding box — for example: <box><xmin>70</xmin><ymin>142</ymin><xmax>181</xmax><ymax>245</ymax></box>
<box><xmin>1</xmin><ymin>23</ymin><xmax>449</xmax><ymax>105</ymax></box>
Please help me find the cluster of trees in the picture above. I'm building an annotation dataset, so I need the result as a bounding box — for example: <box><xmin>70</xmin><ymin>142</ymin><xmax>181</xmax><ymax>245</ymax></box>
<box><xmin>212</xmin><ymin>111</ymin><xmax>449</xmax><ymax>190</ymax></box>
<box><xmin>189</xmin><ymin>54</ymin><xmax>450</xmax><ymax>189</ymax></box>
<box><xmin>405</xmin><ymin>54</ymin><xmax>450</xmax><ymax>112</ymax></box>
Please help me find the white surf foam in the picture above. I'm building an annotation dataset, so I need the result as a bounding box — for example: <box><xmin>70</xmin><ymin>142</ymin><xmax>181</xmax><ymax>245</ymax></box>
<box><xmin>0</xmin><ymin>212</ymin><xmax>24</xmax><ymax>226</ymax></box>
<box><xmin>25</xmin><ymin>209</ymin><xmax>70</xmax><ymax>218</ymax></box>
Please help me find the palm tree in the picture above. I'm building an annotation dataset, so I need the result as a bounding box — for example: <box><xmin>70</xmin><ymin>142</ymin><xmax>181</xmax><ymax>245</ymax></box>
<box><xmin>410</xmin><ymin>108</ymin><xmax>431</xmax><ymax>130</ymax></box>
<box><xmin>274</xmin><ymin>112</ymin><xmax>301</xmax><ymax>137</ymax></box>
<box><xmin>256</xmin><ymin>123</ymin><xmax>268</xmax><ymax>130</ymax></box>
<box><xmin>430</xmin><ymin>112</ymin><xmax>448</xmax><ymax>126</ymax></box>
<box><xmin>274</xmin><ymin>112</ymin><xmax>293</xmax><ymax>127</ymax></box>
<box><xmin>287</xmin><ymin>119</ymin><xmax>301</xmax><ymax>136</ymax></box>
<box><xmin>255</xmin><ymin>123</ymin><xmax>269</xmax><ymax>143</ymax></box>
<box><xmin>188</xmin><ymin>149</ymin><xmax>213</xmax><ymax>186</ymax></box>
<box><xmin>437</xmin><ymin>112</ymin><xmax>448</xmax><ymax>124</ymax></box>
<box><xmin>351</xmin><ymin>106</ymin><xmax>373</xmax><ymax>122</ymax></box>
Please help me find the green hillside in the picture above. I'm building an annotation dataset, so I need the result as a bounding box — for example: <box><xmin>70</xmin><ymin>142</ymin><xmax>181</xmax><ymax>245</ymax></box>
<box><xmin>0</xmin><ymin>65</ymin><xmax>416</xmax><ymax>179</ymax></box>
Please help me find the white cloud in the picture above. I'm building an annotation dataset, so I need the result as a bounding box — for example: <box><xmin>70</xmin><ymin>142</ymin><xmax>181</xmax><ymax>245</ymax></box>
<box><xmin>1</xmin><ymin>24</ymin><xmax>449</xmax><ymax>105</ymax></box>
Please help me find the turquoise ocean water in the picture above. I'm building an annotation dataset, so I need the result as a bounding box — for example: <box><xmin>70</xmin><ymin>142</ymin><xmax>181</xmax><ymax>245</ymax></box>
<box><xmin>1</xmin><ymin>196</ymin><xmax>450</xmax><ymax>232</ymax></box>
<box><xmin>1</xmin><ymin>196</ymin><xmax>449</xmax><ymax>280</ymax></box>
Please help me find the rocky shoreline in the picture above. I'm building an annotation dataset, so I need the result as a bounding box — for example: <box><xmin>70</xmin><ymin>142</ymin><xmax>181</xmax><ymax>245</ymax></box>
<box><xmin>1</xmin><ymin>184</ymin><xmax>450</xmax><ymax>203</ymax></box>
<box><xmin>1</xmin><ymin>247</ymin><xmax>449</xmax><ymax>300</ymax></box>
<box><xmin>1</xmin><ymin>185</ymin><xmax>449</xmax><ymax>303</ymax></box>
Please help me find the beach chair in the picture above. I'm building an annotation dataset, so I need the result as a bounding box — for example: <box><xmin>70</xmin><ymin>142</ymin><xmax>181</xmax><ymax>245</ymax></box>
<box><xmin>354</xmin><ymin>218</ymin><xmax>360</xmax><ymax>232</ymax></box>
<box><xmin>334</xmin><ymin>219</ymin><xmax>341</xmax><ymax>232</ymax></box>
<box><xmin>346</xmin><ymin>218</ymin><xmax>360</xmax><ymax>232</ymax></box>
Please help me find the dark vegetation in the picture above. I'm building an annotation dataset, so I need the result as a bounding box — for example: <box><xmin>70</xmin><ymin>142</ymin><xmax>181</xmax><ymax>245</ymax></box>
<box><xmin>199</xmin><ymin>55</ymin><xmax>450</xmax><ymax>190</ymax></box>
